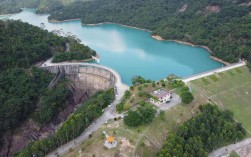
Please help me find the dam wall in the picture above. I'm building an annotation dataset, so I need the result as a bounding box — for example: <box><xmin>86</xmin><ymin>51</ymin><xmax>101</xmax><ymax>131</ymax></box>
<box><xmin>42</xmin><ymin>64</ymin><xmax>116</xmax><ymax>95</ymax></box>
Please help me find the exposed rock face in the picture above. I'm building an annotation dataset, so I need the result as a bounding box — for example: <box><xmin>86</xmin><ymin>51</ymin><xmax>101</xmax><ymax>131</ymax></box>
<box><xmin>205</xmin><ymin>5</ymin><xmax>221</xmax><ymax>13</ymax></box>
<box><xmin>0</xmin><ymin>65</ymin><xmax>116</xmax><ymax>157</ymax></box>
<box><xmin>178</xmin><ymin>4</ymin><xmax>188</xmax><ymax>13</ymax></box>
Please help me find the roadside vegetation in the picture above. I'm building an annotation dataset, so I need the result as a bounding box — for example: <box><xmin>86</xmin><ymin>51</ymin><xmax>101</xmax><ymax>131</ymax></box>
<box><xmin>16</xmin><ymin>89</ymin><xmax>115</xmax><ymax>157</ymax></box>
<box><xmin>52</xmin><ymin>51</ymin><xmax>94</xmax><ymax>63</ymax></box>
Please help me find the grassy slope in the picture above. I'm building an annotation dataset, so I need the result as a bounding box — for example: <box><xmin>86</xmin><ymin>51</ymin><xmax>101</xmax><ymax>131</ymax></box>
<box><xmin>62</xmin><ymin>83</ymin><xmax>207</xmax><ymax>157</ymax></box>
<box><xmin>190</xmin><ymin>66</ymin><xmax>251</xmax><ymax>133</ymax></box>
<box><xmin>62</xmin><ymin>66</ymin><xmax>251</xmax><ymax>156</ymax></box>
<box><xmin>63</xmin><ymin>104</ymin><xmax>196</xmax><ymax>157</ymax></box>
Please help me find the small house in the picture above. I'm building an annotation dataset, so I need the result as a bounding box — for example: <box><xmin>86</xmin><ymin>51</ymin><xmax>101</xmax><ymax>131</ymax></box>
<box><xmin>150</xmin><ymin>89</ymin><xmax>171</xmax><ymax>106</ymax></box>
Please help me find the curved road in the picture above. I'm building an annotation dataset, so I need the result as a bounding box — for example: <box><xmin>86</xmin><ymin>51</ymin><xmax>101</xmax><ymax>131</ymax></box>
<box><xmin>42</xmin><ymin>59</ymin><xmax>129</xmax><ymax>157</ymax></box>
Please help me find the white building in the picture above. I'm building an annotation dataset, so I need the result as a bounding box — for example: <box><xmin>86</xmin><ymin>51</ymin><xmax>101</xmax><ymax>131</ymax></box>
<box><xmin>150</xmin><ymin>89</ymin><xmax>171</xmax><ymax>106</ymax></box>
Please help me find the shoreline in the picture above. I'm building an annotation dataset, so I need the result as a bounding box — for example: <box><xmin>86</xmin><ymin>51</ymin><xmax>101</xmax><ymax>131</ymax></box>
<box><xmin>48</xmin><ymin>18</ymin><xmax>81</xmax><ymax>23</ymax></box>
<box><xmin>49</xmin><ymin>18</ymin><xmax>151</xmax><ymax>32</ymax></box>
<box><xmin>0</xmin><ymin>12</ymin><xmax>20</xmax><ymax>16</ymax></box>
<box><xmin>83</xmin><ymin>22</ymin><xmax>151</xmax><ymax>32</ymax></box>
<box><xmin>50</xmin><ymin>18</ymin><xmax>230</xmax><ymax>66</ymax></box>
<box><xmin>152</xmin><ymin>35</ymin><xmax>230</xmax><ymax>65</ymax></box>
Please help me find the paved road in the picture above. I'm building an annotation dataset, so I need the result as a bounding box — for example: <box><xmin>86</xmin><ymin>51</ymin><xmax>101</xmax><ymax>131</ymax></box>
<box><xmin>182</xmin><ymin>61</ymin><xmax>246</xmax><ymax>83</ymax></box>
<box><xmin>157</xmin><ymin>93</ymin><xmax>181</xmax><ymax>111</ymax></box>
<box><xmin>42</xmin><ymin>59</ymin><xmax>129</xmax><ymax>157</ymax></box>
<box><xmin>209</xmin><ymin>138</ymin><xmax>251</xmax><ymax>157</ymax></box>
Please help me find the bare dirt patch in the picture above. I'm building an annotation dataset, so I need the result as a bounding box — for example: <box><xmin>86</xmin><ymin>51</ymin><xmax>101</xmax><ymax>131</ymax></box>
<box><xmin>236</xmin><ymin>144</ymin><xmax>251</xmax><ymax>157</ymax></box>
<box><xmin>205</xmin><ymin>5</ymin><xmax>221</xmax><ymax>13</ymax></box>
<box><xmin>179</xmin><ymin>4</ymin><xmax>188</xmax><ymax>12</ymax></box>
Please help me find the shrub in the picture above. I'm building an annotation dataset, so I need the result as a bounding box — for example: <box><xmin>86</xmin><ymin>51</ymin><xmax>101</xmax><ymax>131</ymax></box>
<box><xmin>138</xmin><ymin>86</ymin><xmax>143</xmax><ymax>91</ymax></box>
<box><xmin>103</xmin><ymin>146</ymin><xmax>108</xmax><ymax>150</ymax></box>
<box><xmin>141</xmin><ymin>142</ymin><xmax>145</xmax><ymax>147</ymax></box>
<box><xmin>123</xmin><ymin>104</ymin><xmax>131</xmax><ymax>110</ymax></box>
<box><xmin>89</xmin><ymin>134</ymin><xmax>92</xmax><ymax>138</ymax></box>
<box><xmin>138</xmin><ymin>92</ymin><xmax>143</xmax><ymax>97</ymax></box>
<box><xmin>181</xmin><ymin>86</ymin><xmax>189</xmax><ymax>92</ymax></box>
<box><xmin>161</xmin><ymin>82</ymin><xmax>166</xmax><ymax>87</ymax></box>
<box><xmin>130</xmin><ymin>98</ymin><xmax>135</xmax><ymax>103</ymax></box>
<box><xmin>132</xmin><ymin>76</ymin><xmax>146</xmax><ymax>85</ymax></box>
<box><xmin>124</xmin><ymin>90</ymin><xmax>131</xmax><ymax>99</ymax></box>
<box><xmin>116</xmin><ymin>102</ymin><xmax>124</xmax><ymax>113</ymax></box>
<box><xmin>146</xmin><ymin>80</ymin><xmax>152</xmax><ymax>83</ymax></box>
<box><xmin>152</xmin><ymin>82</ymin><xmax>156</xmax><ymax>87</ymax></box>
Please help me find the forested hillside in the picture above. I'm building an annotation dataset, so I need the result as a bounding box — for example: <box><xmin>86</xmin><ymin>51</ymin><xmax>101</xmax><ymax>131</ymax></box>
<box><xmin>157</xmin><ymin>104</ymin><xmax>246</xmax><ymax>157</ymax></box>
<box><xmin>47</xmin><ymin>0</ymin><xmax>251</xmax><ymax>67</ymax></box>
<box><xmin>0</xmin><ymin>20</ymin><xmax>95</xmax><ymax>70</ymax></box>
<box><xmin>0</xmin><ymin>0</ymin><xmax>91</xmax><ymax>14</ymax></box>
<box><xmin>1</xmin><ymin>0</ymin><xmax>250</xmax><ymax>67</ymax></box>
<box><xmin>0</xmin><ymin>0</ymin><xmax>39</xmax><ymax>14</ymax></box>
<box><xmin>0</xmin><ymin>20</ymin><xmax>95</xmax><ymax>155</ymax></box>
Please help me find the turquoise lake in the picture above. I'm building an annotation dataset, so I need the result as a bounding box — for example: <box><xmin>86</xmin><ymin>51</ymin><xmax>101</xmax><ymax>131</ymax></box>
<box><xmin>0</xmin><ymin>9</ymin><xmax>223</xmax><ymax>85</ymax></box>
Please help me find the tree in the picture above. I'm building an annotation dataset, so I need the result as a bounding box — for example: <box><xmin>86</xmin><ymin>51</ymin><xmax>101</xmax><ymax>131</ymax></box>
<box><xmin>157</xmin><ymin>104</ymin><xmax>246</xmax><ymax>157</ymax></box>
<box><xmin>181</xmin><ymin>91</ymin><xmax>194</xmax><ymax>104</ymax></box>
<box><xmin>124</xmin><ymin>102</ymin><xmax>156</xmax><ymax>127</ymax></box>
<box><xmin>124</xmin><ymin>110</ymin><xmax>142</xmax><ymax>127</ymax></box>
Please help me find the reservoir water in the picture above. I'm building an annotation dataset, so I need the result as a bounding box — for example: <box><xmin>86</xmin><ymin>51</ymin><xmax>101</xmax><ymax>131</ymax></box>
<box><xmin>0</xmin><ymin>9</ymin><xmax>223</xmax><ymax>85</ymax></box>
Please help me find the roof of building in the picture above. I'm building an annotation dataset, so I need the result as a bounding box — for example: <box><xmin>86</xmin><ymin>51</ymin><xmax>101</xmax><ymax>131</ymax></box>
<box><xmin>107</xmin><ymin>136</ymin><xmax>115</xmax><ymax>143</ymax></box>
<box><xmin>152</xmin><ymin>89</ymin><xmax>170</xmax><ymax>99</ymax></box>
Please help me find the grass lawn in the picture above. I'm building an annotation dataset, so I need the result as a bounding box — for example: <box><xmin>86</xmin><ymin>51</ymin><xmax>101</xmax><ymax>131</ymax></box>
<box><xmin>121</xmin><ymin>81</ymin><xmax>172</xmax><ymax>109</ymax></box>
<box><xmin>190</xmin><ymin>66</ymin><xmax>251</xmax><ymax>134</ymax></box>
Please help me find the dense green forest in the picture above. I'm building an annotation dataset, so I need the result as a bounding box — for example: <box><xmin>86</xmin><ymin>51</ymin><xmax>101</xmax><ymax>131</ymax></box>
<box><xmin>0</xmin><ymin>0</ymin><xmax>91</xmax><ymax>14</ymax></box>
<box><xmin>47</xmin><ymin>0</ymin><xmax>251</xmax><ymax>67</ymax></box>
<box><xmin>0</xmin><ymin>0</ymin><xmax>39</xmax><ymax>14</ymax></box>
<box><xmin>0</xmin><ymin>20</ymin><xmax>94</xmax><ymax>70</ymax></box>
<box><xmin>0</xmin><ymin>20</ymin><xmax>95</xmax><ymax>152</ymax></box>
<box><xmin>16</xmin><ymin>89</ymin><xmax>115</xmax><ymax>157</ymax></box>
<box><xmin>157</xmin><ymin>104</ymin><xmax>246</xmax><ymax>157</ymax></box>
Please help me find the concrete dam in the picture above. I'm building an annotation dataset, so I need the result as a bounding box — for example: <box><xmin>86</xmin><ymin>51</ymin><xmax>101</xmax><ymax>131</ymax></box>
<box><xmin>42</xmin><ymin>64</ymin><xmax>116</xmax><ymax>96</ymax></box>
